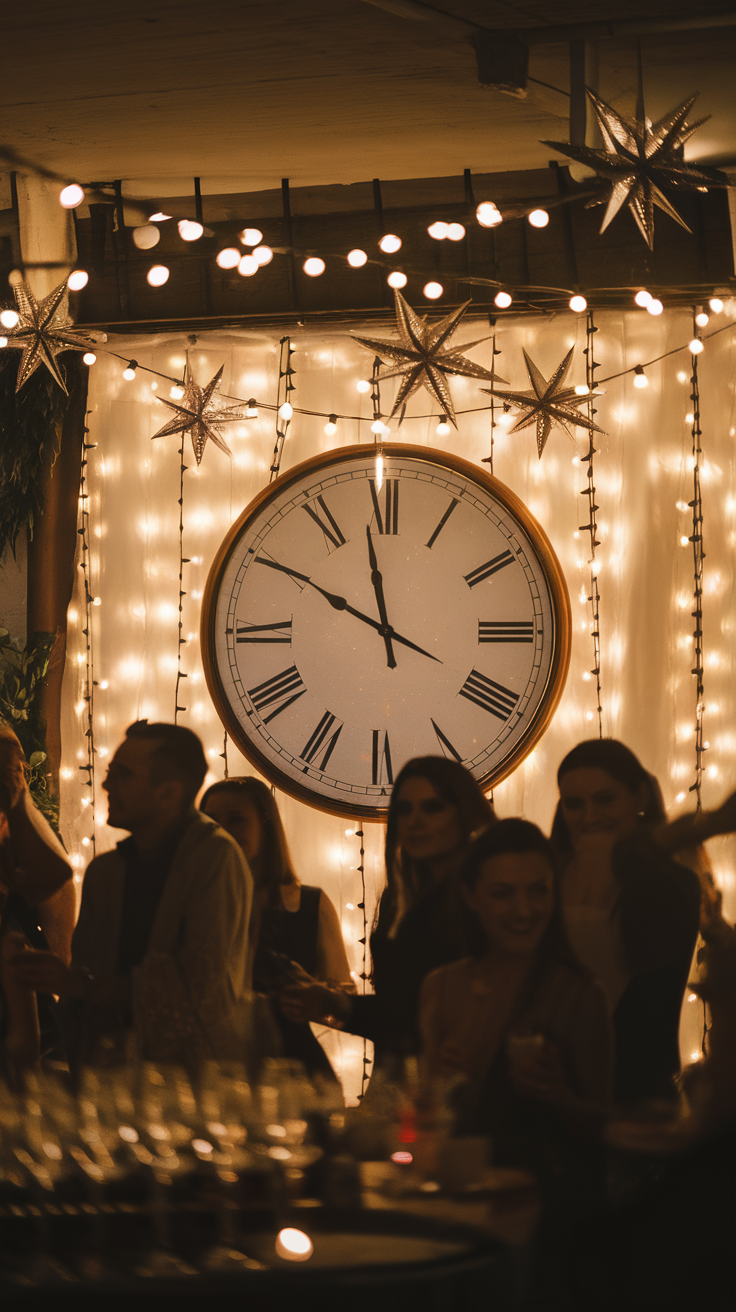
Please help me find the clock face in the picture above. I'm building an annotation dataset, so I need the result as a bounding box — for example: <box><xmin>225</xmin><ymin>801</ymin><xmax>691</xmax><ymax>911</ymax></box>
<box><xmin>202</xmin><ymin>444</ymin><xmax>570</xmax><ymax>819</ymax></box>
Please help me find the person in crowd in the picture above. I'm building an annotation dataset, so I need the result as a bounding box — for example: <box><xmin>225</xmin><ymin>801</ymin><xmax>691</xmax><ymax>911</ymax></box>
<box><xmin>200</xmin><ymin>776</ymin><xmax>351</xmax><ymax>1080</ymax></box>
<box><xmin>0</xmin><ymin>723</ymin><xmax>75</xmax><ymax>965</ymax></box>
<box><xmin>551</xmin><ymin>739</ymin><xmax>702</xmax><ymax>1104</ymax></box>
<box><xmin>279</xmin><ymin>756</ymin><xmax>494</xmax><ymax>1065</ymax></box>
<box><xmin>420</xmin><ymin>819</ymin><xmax>611</xmax><ymax>1154</ymax></box>
<box><xmin>11</xmin><ymin>722</ymin><xmax>253</xmax><ymax>1072</ymax></box>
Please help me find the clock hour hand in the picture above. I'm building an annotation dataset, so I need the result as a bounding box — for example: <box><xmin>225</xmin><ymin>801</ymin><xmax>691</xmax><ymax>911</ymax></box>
<box><xmin>255</xmin><ymin>556</ymin><xmax>441</xmax><ymax>663</ymax></box>
<box><xmin>366</xmin><ymin>526</ymin><xmax>396</xmax><ymax>670</ymax></box>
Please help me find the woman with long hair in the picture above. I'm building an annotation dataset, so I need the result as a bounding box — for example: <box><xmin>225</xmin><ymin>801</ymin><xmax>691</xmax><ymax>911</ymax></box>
<box><xmin>420</xmin><ymin>818</ymin><xmax>611</xmax><ymax>1153</ymax></box>
<box><xmin>200</xmin><ymin>776</ymin><xmax>351</xmax><ymax>1080</ymax></box>
<box><xmin>551</xmin><ymin>739</ymin><xmax>702</xmax><ymax>1104</ymax></box>
<box><xmin>280</xmin><ymin>756</ymin><xmax>495</xmax><ymax>1066</ymax></box>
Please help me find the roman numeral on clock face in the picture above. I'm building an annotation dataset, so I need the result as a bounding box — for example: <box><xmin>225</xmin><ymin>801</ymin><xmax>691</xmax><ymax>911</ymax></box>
<box><xmin>372</xmin><ymin>730</ymin><xmax>394</xmax><ymax>785</ymax></box>
<box><xmin>426</xmin><ymin>497</ymin><xmax>459</xmax><ymax>548</ymax></box>
<box><xmin>301</xmin><ymin>711</ymin><xmax>343</xmax><ymax>773</ymax></box>
<box><xmin>236</xmin><ymin>619</ymin><xmax>292</xmax><ymax>644</ymax></box>
<box><xmin>430</xmin><ymin>719</ymin><xmax>463</xmax><ymax>763</ymax></box>
<box><xmin>247</xmin><ymin>665</ymin><xmax>306</xmax><ymax>723</ymax></box>
<box><xmin>459</xmin><ymin>669</ymin><xmax>519</xmax><ymax>720</ymax></box>
<box><xmin>369</xmin><ymin>479</ymin><xmax>399</xmax><ymax>535</ymax></box>
<box><xmin>478</xmin><ymin>620</ymin><xmax>534</xmax><ymax>644</ymax></box>
<box><xmin>464</xmin><ymin>550</ymin><xmax>514</xmax><ymax>589</ymax></box>
<box><xmin>302</xmin><ymin>495</ymin><xmax>346</xmax><ymax>551</ymax></box>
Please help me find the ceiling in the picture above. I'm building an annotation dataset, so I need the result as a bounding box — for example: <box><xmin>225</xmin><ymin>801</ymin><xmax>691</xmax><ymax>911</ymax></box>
<box><xmin>3</xmin><ymin>0</ymin><xmax>736</xmax><ymax>202</ymax></box>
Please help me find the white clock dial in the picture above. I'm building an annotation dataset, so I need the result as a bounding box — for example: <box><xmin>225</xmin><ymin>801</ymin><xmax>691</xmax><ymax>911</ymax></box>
<box><xmin>202</xmin><ymin>444</ymin><xmax>571</xmax><ymax>819</ymax></box>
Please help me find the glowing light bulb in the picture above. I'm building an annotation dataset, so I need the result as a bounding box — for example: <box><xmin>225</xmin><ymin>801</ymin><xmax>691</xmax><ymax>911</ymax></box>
<box><xmin>494</xmin><ymin>291</ymin><xmax>512</xmax><ymax>309</ymax></box>
<box><xmin>279</xmin><ymin>402</ymin><xmax>293</xmax><ymax>421</ymax></box>
<box><xmin>150</xmin><ymin>381</ymin><xmax>158</xmax><ymax>390</ymax></box>
<box><xmin>423</xmin><ymin>281</ymin><xmax>443</xmax><ymax>300</ymax></box>
<box><xmin>569</xmin><ymin>295</ymin><xmax>587</xmax><ymax>313</ymax></box>
<box><xmin>375</xmin><ymin>452</ymin><xmax>384</xmax><ymax>492</ymax></box>
<box><xmin>695</xmin><ymin>311</ymin><xmax>709</xmax><ymax>328</ymax></box>
<box><xmin>391</xmin><ymin>1151</ymin><xmax>413</xmax><ymax>1164</ymax></box>
<box><xmin>67</xmin><ymin>269</ymin><xmax>89</xmax><ymax>291</ymax></box>
<box><xmin>356</xmin><ymin>379</ymin><xmax>371</xmax><ymax>393</ymax></box>
<box><xmin>253</xmin><ymin>245</ymin><xmax>273</xmax><ymax>266</ymax></box>
<box><xmin>446</xmin><ymin>222</ymin><xmax>465</xmax><ymax>241</ymax></box>
<box><xmin>633</xmin><ymin>365</ymin><xmax>648</xmax><ymax>389</ymax></box>
<box><xmin>147</xmin><ymin>264</ymin><xmax>170</xmax><ymax>286</ymax></box>
<box><xmin>428</xmin><ymin>221</ymin><xmax>448</xmax><ymax>240</ymax></box>
<box><xmin>476</xmin><ymin>201</ymin><xmax>502</xmax><ymax>227</ymax></box>
<box><xmin>133</xmin><ymin>224</ymin><xmax>160</xmax><ymax>250</ymax></box>
<box><xmin>709</xmin><ymin>297</ymin><xmax>724</xmax><ymax>313</ymax></box>
<box><xmin>680</xmin><ymin>535</ymin><xmax>690</xmax><ymax>547</ymax></box>
<box><xmin>99</xmin><ymin>680</ymin><xmax>109</xmax><ymax>690</ymax></box>
<box><xmin>60</xmin><ymin>184</ymin><xmax>84</xmax><ymax>208</ymax></box>
<box><xmin>634</xmin><ymin>290</ymin><xmax>651</xmax><ymax>307</ymax></box>
<box><xmin>347</xmin><ymin>248</ymin><xmax>368</xmax><ymax>267</ymax></box>
<box><xmin>240</xmin><ymin>228</ymin><xmax>263</xmax><ymax>246</ymax></box>
<box><xmin>528</xmin><ymin>209</ymin><xmax>549</xmax><ymax>228</ymax></box>
<box><xmin>275</xmin><ymin>1228</ymin><xmax>313</xmax><ymax>1262</ymax></box>
<box><xmin>379</xmin><ymin>234</ymin><xmax>402</xmax><ymax>254</ymax></box>
<box><xmin>123</xmin><ymin>362</ymin><xmax>137</xmax><ymax>381</ymax></box>
<box><xmin>436</xmin><ymin>418</ymin><xmax>451</xmax><ymax>436</ymax></box>
<box><xmin>238</xmin><ymin>254</ymin><xmax>258</xmax><ymax>277</ymax></box>
<box><xmin>246</xmin><ymin>398</ymin><xmax>258</xmax><ymax>417</ymax></box>
<box><xmin>689</xmin><ymin>338</ymin><xmax>704</xmax><ymax>355</ymax></box>
<box><xmin>0</xmin><ymin>310</ymin><xmax>19</xmax><ymax>329</ymax></box>
<box><xmin>177</xmin><ymin>219</ymin><xmax>203</xmax><ymax>242</ymax></box>
<box><xmin>170</xmin><ymin>384</ymin><xmax>184</xmax><ymax>399</ymax></box>
<box><xmin>685</xmin><ymin>412</ymin><xmax>694</xmax><ymax>424</ymax></box>
<box><xmin>647</xmin><ymin>298</ymin><xmax>663</xmax><ymax>316</ymax></box>
<box><xmin>303</xmin><ymin>257</ymin><xmax>325</xmax><ymax>277</ymax></box>
<box><xmin>387</xmin><ymin>271</ymin><xmax>407</xmax><ymax>289</ymax></box>
<box><xmin>324</xmin><ymin>414</ymin><xmax>338</xmax><ymax>436</ymax></box>
<box><xmin>83</xmin><ymin>352</ymin><xmax>96</xmax><ymax>365</ymax></box>
<box><xmin>574</xmin><ymin>384</ymin><xmax>589</xmax><ymax>396</ymax></box>
<box><xmin>92</xmin><ymin>596</ymin><xmax>102</xmax><ymax>607</ymax></box>
<box><xmin>149</xmin><ymin>212</ymin><xmax>172</xmax><ymax>222</ymax></box>
<box><xmin>216</xmin><ymin>247</ymin><xmax>241</xmax><ymax>269</ymax></box>
<box><xmin>371</xmin><ymin>419</ymin><xmax>385</xmax><ymax>435</ymax></box>
<box><xmin>0</xmin><ymin>337</ymin><xmax>7</xmax><ymax>348</ymax></box>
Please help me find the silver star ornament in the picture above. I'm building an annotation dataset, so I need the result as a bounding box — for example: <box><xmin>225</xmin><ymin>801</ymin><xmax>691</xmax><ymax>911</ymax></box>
<box><xmin>152</xmin><ymin>361</ymin><xmax>246</xmax><ymax>464</ymax></box>
<box><xmin>482</xmin><ymin>348</ymin><xmax>604</xmax><ymax>458</ymax></box>
<box><xmin>542</xmin><ymin>88</ymin><xmax>726</xmax><ymax>249</ymax></box>
<box><xmin>3</xmin><ymin>279</ymin><xmax>103</xmax><ymax>393</ymax></box>
<box><xmin>352</xmin><ymin>290</ymin><xmax>506</xmax><ymax>427</ymax></box>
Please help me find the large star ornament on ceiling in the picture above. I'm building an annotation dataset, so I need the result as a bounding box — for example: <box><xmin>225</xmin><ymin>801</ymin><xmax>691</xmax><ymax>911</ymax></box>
<box><xmin>152</xmin><ymin>361</ymin><xmax>247</xmax><ymax>464</ymax></box>
<box><xmin>542</xmin><ymin>89</ymin><xmax>726</xmax><ymax>249</ymax></box>
<box><xmin>482</xmin><ymin>347</ymin><xmax>604</xmax><ymax>458</ymax></box>
<box><xmin>352</xmin><ymin>290</ymin><xmax>506</xmax><ymax>427</ymax></box>
<box><xmin>3</xmin><ymin>279</ymin><xmax>102</xmax><ymax>393</ymax></box>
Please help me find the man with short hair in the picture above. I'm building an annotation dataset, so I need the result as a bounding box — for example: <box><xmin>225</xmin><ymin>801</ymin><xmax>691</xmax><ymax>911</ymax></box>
<box><xmin>13</xmin><ymin>721</ymin><xmax>253</xmax><ymax>1069</ymax></box>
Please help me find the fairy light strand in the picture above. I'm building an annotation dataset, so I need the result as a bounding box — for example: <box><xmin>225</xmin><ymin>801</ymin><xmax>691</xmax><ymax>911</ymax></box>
<box><xmin>689</xmin><ymin>317</ymin><xmax>706</xmax><ymax>807</ymax></box>
<box><xmin>271</xmin><ymin>336</ymin><xmax>295</xmax><ymax>482</ymax></box>
<box><xmin>174</xmin><ymin>403</ymin><xmax>190</xmax><ymax>725</ymax></box>
<box><xmin>353</xmin><ymin>824</ymin><xmax>371</xmax><ymax>1099</ymax></box>
<box><xmin>482</xmin><ymin>332</ymin><xmax>501</xmax><ymax>475</ymax></box>
<box><xmin>77</xmin><ymin>411</ymin><xmax>97</xmax><ymax>854</ymax></box>
<box><xmin>581</xmin><ymin>311</ymin><xmax>603</xmax><ymax>736</ymax></box>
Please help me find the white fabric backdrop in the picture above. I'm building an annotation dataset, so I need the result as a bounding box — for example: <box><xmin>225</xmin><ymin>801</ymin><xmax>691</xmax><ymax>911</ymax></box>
<box><xmin>59</xmin><ymin>306</ymin><xmax>736</xmax><ymax>1097</ymax></box>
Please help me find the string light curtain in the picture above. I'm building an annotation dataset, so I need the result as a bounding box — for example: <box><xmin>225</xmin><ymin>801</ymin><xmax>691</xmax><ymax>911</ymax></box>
<box><xmin>60</xmin><ymin>309</ymin><xmax>736</xmax><ymax>1099</ymax></box>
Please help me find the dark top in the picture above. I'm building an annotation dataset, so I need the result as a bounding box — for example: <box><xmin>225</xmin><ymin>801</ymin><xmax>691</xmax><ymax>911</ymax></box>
<box><xmin>257</xmin><ymin>885</ymin><xmax>337</xmax><ymax>1082</ymax></box>
<box><xmin>117</xmin><ymin>821</ymin><xmax>189</xmax><ymax>977</ymax></box>
<box><xmin>611</xmin><ymin>832</ymin><xmax>701</xmax><ymax>1103</ymax></box>
<box><xmin>344</xmin><ymin>873</ymin><xmax>475</xmax><ymax>1063</ymax></box>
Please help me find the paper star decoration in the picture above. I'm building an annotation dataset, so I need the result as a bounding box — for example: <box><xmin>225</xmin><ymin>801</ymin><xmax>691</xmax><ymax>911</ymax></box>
<box><xmin>152</xmin><ymin>362</ymin><xmax>246</xmax><ymax>464</ymax></box>
<box><xmin>542</xmin><ymin>89</ymin><xmax>726</xmax><ymax>249</ymax></box>
<box><xmin>3</xmin><ymin>279</ymin><xmax>102</xmax><ymax>393</ymax></box>
<box><xmin>352</xmin><ymin>290</ymin><xmax>506</xmax><ymax>427</ymax></box>
<box><xmin>482</xmin><ymin>348</ymin><xmax>604</xmax><ymax>458</ymax></box>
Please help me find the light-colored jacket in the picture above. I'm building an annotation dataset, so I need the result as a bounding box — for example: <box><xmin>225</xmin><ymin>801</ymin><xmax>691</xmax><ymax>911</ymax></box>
<box><xmin>69</xmin><ymin>811</ymin><xmax>253</xmax><ymax>1066</ymax></box>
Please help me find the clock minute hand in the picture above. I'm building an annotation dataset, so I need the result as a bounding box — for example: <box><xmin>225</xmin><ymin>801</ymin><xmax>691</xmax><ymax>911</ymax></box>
<box><xmin>366</xmin><ymin>526</ymin><xmax>397</xmax><ymax>670</ymax></box>
<box><xmin>255</xmin><ymin>556</ymin><xmax>442</xmax><ymax>663</ymax></box>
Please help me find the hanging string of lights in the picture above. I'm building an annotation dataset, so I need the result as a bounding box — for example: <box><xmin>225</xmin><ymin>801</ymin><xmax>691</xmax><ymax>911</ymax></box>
<box><xmin>688</xmin><ymin>317</ymin><xmax>706</xmax><ymax>809</ymax></box>
<box><xmin>580</xmin><ymin>312</ymin><xmax>603</xmax><ymax>737</ymax></box>
<box><xmin>76</xmin><ymin>412</ymin><xmax>97</xmax><ymax>856</ymax></box>
<box><xmin>174</xmin><ymin>389</ymin><xmax>190</xmax><ymax>725</ymax></box>
<box><xmin>271</xmin><ymin>337</ymin><xmax>296</xmax><ymax>481</ymax></box>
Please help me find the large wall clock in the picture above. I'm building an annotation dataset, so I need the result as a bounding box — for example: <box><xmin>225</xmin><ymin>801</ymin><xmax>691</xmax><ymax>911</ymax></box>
<box><xmin>201</xmin><ymin>443</ymin><xmax>571</xmax><ymax>819</ymax></box>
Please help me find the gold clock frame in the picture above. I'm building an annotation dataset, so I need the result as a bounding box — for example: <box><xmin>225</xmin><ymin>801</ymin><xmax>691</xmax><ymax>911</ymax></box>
<box><xmin>201</xmin><ymin>443</ymin><xmax>572</xmax><ymax>819</ymax></box>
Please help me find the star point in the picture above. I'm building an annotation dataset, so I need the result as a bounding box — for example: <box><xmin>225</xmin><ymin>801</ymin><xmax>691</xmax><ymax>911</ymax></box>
<box><xmin>3</xmin><ymin>279</ymin><xmax>102</xmax><ymax>393</ymax></box>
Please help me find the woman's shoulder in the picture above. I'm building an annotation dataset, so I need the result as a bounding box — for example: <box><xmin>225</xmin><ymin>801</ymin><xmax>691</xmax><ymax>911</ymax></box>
<box><xmin>422</xmin><ymin>957</ymin><xmax>475</xmax><ymax>994</ymax></box>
